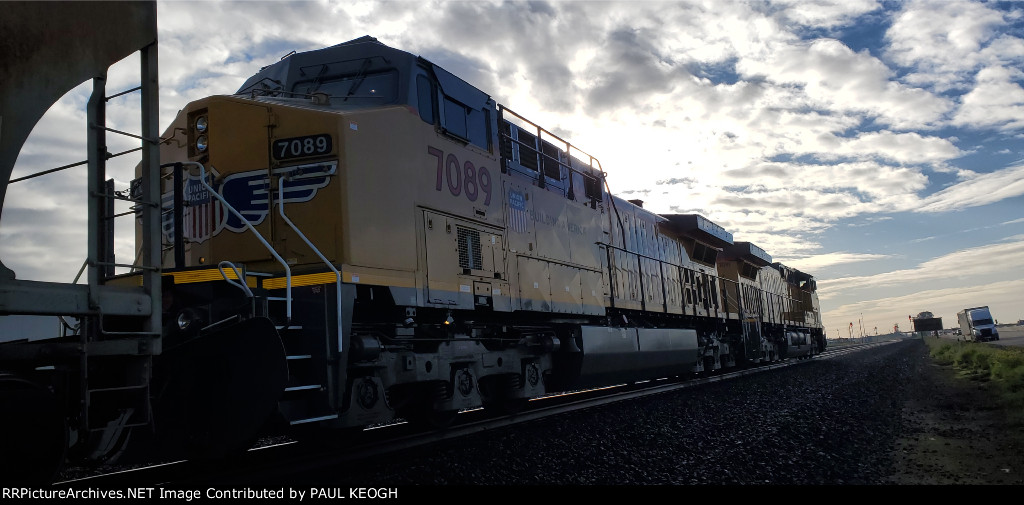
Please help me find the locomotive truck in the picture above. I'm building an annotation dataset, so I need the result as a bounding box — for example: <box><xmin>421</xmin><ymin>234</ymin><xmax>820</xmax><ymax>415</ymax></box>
<box><xmin>0</xmin><ymin>2</ymin><xmax>824</xmax><ymax>483</ymax></box>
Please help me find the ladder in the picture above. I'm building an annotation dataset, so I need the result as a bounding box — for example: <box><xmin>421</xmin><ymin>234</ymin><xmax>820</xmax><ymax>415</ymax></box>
<box><xmin>193</xmin><ymin>161</ymin><xmax>344</xmax><ymax>426</ymax></box>
<box><xmin>271</xmin><ymin>165</ymin><xmax>344</xmax><ymax>425</ymax></box>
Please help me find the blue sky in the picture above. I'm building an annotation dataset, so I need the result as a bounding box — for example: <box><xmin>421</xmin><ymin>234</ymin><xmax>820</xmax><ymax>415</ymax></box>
<box><xmin>3</xmin><ymin>0</ymin><xmax>1024</xmax><ymax>339</ymax></box>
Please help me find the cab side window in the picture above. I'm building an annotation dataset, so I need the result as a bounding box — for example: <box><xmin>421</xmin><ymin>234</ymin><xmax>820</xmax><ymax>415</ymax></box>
<box><xmin>417</xmin><ymin>75</ymin><xmax>436</xmax><ymax>124</ymax></box>
<box><xmin>442</xmin><ymin>97</ymin><xmax>490</xmax><ymax>150</ymax></box>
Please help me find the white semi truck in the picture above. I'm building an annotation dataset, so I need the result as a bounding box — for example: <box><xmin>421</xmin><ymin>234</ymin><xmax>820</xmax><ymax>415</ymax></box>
<box><xmin>957</xmin><ymin>306</ymin><xmax>999</xmax><ymax>342</ymax></box>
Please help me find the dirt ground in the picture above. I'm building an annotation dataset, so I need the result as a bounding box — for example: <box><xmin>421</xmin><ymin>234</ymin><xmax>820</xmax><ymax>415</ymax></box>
<box><xmin>886</xmin><ymin>343</ymin><xmax>1024</xmax><ymax>485</ymax></box>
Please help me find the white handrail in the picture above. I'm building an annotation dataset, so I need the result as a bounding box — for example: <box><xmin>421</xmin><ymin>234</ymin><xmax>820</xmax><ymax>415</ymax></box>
<box><xmin>182</xmin><ymin>161</ymin><xmax>292</xmax><ymax>322</ymax></box>
<box><xmin>218</xmin><ymin>261</ymin><xmax>253</xmax><ymax>298</ymax></box>
<box><xmin>276</xmin><ymin>170</ymin><xmax>344</xmax><ymax>353</ymax></box>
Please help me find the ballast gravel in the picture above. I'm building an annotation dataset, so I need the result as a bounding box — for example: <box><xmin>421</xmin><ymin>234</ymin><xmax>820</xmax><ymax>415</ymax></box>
<box><xmin>294</xmin><ymin>339</ymin><xmax>924</xmax><ymax>486</ymax></box>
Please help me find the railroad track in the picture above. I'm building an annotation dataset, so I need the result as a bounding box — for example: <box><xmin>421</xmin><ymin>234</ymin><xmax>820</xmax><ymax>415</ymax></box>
<box><xmin>52</xmin><ymin>340</ymin><xmax>892</xmax><ymax>488</ymax></box>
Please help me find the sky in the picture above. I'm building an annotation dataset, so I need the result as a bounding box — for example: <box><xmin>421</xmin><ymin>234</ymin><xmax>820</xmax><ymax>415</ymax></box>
<box><xmin>3</xmin><ymin>0</ymin><xmax>1024</xmax><ymax>339</ymax></box>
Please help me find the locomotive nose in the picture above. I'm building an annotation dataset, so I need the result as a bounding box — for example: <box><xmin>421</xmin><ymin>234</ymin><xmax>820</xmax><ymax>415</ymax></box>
<box><xmin>0</xmin><ymin>374</ymin><xmax>68</xmax><ymax>485</ymax></box>
<box><xmin>149</xmin><ymin>316</ymin><xmax>287</xmax><ymax>461</ymax></box>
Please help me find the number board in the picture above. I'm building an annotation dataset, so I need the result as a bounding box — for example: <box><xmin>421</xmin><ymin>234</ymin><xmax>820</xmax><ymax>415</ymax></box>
<box><xmin>272</xmin><ymin>134</ymin><xmax>333</xmax><ymax>160</ymax></box>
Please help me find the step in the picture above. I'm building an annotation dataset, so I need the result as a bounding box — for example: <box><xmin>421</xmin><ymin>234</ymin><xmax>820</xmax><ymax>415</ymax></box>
<box><xmin>278</xmin><ymin>392</ymin><xmax>336</xmax><ymax>426</ymax></box>
<box><xmin>284</xmin><ymin>384</ymin><xmax>321</xmax><ymax>392</ymax></box>
<box><xmin>288</xmin><ymin>414</ymin><xmax>339</xmax><ymax>426</ymax></box>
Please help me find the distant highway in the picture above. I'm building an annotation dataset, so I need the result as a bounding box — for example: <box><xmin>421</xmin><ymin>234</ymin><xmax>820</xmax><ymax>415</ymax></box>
<box><xmin>990</xmin><ymin>325</ymin><xmax>1024</xmax><ymax>348</ymax></box>
<box><xmin>928</xmin><ymin>324</ymin><xmax>1024</xmax><ymax>348</ymax></box>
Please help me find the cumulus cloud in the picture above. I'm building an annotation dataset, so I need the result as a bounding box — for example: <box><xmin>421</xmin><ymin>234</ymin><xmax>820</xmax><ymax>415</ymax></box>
<box><xmin>771</xmin><ymin>0</ymin><xmax>883</xmax><ymax>29</ymax></box>
<box><xmin>884</xmin><ymin>0</ymin><xmax>1012</xmax><ymax>77</ymax></box>
<box><xmin>952</xmin><ymin>65</ymin><xmax>1024</xmax><ymax>130</ymax></box>
<box><xmin>738</xmin><ymin>38</ymin><xmax>953</xmax><ymax>129</ymax></box>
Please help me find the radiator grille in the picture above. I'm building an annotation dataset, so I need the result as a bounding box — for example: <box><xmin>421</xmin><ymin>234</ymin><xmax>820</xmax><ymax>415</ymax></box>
<box><xmin>457</xmin><ymin>227</ymin><xmax>482</xmax><ymax>270</ymax></box>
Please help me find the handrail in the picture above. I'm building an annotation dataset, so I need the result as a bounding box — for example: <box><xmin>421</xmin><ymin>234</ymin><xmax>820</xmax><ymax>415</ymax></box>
<box><xmin>498</xmin><ymin>105</ymin><xmax>604</xmax><ymax>203</ymax></box>
<box><xmin>276</xmin><ymin>167</ymin><xmax>344</xmax><ymax>352</ymax></box>
<box><xmin>181</xmin><ymin>161</ymin><xmax>293</xmax><ymax>322</ymax></box>
<box><xmin>218</xmin><ymin>261</ymin><xmax>254</xmax><ymax>298</ymax></box>
<box><xmin>500</xmin><ymin>105</ymin><xmax>603</xmax><ymax>172</ymax></box>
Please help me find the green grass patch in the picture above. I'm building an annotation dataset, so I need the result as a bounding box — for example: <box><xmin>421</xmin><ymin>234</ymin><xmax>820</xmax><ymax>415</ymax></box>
<box><xmin>922</xmin><ymin>336</ymin><xmax>1024</xmax><ymax>424</ymax></box>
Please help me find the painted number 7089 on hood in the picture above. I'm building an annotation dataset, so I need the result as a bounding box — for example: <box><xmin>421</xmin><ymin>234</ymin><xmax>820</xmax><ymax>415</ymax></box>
<box><xmin>426</xmin><ymin>146</ymin><xmax>492</xmax><ymax>206</ymax></box>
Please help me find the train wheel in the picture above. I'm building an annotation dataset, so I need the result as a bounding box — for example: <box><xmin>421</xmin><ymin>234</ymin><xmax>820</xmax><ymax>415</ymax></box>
<box><xmin>0</xmin><ymin>374</ymin><xmax>67</xmax><ymax>485</ymax></box>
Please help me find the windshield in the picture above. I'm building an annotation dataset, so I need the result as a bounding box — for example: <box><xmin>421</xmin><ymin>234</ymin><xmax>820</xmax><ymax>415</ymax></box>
<box><xmin>973</xmin><ymin>317</ymin><xmax>994</xmax><ymax>326</ymax></box>
<box><xmin>292</xmin><ymin>70</ymin><xmax>397</xmax><ymax>109</ymax></box>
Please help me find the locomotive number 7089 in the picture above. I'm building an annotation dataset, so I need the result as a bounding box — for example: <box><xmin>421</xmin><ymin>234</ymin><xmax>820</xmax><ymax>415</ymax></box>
<box><xmin>427</xmin><ymin>146</ymin><xmax>492</xmax><ymax>206</ymax></box>
<box><xmin>272</xmin><ymin>134</ymin><xmax>333</xmax><ymax>161</ymax></box>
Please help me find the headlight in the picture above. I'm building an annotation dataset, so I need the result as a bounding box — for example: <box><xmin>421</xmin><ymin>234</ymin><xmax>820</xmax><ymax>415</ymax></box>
<box><xmin>196</xmin><ymin>134</ymin><xmax>208</xmax><ymax>152</ymax></box>
<box><xmin>175</xmin><ymin>308</ymin><xmax>205</xmax><ymax>333</ymax></box>
<box><xmin>177</xmin><ymin>311</ymin><xmax>192</xmax><ymax>330</ymax></box>
<box><xmin>195</xmin><ymin>115</ymin><xmax>208</xmax><ymax>133</ymax></box>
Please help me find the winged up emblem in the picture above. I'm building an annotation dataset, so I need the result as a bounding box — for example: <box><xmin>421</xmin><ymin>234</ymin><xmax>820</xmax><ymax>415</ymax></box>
<box><xmin>159</xmin><ymin>161</ymin><xmax>336</xmax><ymax>244</ymax></box>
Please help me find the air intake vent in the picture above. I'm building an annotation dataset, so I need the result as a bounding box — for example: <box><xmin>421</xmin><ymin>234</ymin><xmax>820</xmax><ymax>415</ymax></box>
<box><xmin>457</xmin><ymin>227</ymin><xmax>482</xmax><ymax>270</ymax></box>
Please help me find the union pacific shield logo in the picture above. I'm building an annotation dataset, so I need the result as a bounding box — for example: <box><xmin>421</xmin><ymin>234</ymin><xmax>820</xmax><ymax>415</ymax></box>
<box><xmin>507</xmin><ymin>189</ymin><xmax>529</xmax><ymax>233</ymax></box>
<box><xmin>160</xmin><ymin>170</ymin><xmax>221</xmax><ymax>244</ymax></box>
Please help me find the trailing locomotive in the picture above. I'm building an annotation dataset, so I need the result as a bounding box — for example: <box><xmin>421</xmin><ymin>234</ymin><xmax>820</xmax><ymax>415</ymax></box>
<box><xmin>0</xmin><ymin>17</ymin><xmax>825</xmax><ymax>483</ymax></box>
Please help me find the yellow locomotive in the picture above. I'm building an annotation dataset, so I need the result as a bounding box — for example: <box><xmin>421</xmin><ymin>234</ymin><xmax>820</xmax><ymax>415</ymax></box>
<box><xmin>142</xmin><ymin>35</ymin><xmax>824</xmax><ymax>445</ymax></box>
<box><xmin>0</xmin><ymin>18</ymin><xmax>824</xmax><ymax>482</ymax></box>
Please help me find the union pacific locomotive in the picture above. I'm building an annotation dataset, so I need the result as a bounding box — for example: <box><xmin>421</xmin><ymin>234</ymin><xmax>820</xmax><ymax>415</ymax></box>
<box><xmin>0</xmin><ymin>16</ymin><xmax>824</xmax><ymax>483</ymax></box>
<box><xmin>145</xmin><ymin>32</ymin><xmax>825</xmax><ymax>451</ymax></box>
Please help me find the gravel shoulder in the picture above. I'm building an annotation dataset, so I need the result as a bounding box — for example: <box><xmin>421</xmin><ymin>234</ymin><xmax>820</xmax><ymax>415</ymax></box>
<box><xmin>886</xmin><ymin>338</ymin><xmax>1024</xmax><ymax>485</ymax></box>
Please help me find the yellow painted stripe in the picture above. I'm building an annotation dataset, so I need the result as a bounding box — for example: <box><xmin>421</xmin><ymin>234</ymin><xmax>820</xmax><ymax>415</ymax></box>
<box><xmin>107</xmin><ymin>268</ymin><xmax>258</xmax><ymax>287</ymax></box>
<box><xmin>262</xmin><ymin>269</ymin><xmax>417</xmax><ymax>290</ymax></box>
<box><xmin>263</xmin><ymin>272</ymin><xmax>339</xmax><ymax>290</ymax></box>
<box><xmin>165</xmin><ymin>268</ymin><xmax>258</xmax><ymax>287</ymax></box>
<box><xmin>124</xmin><ymin>266</ymin><xmax>417</xmax><ymax>291</ymax></box>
